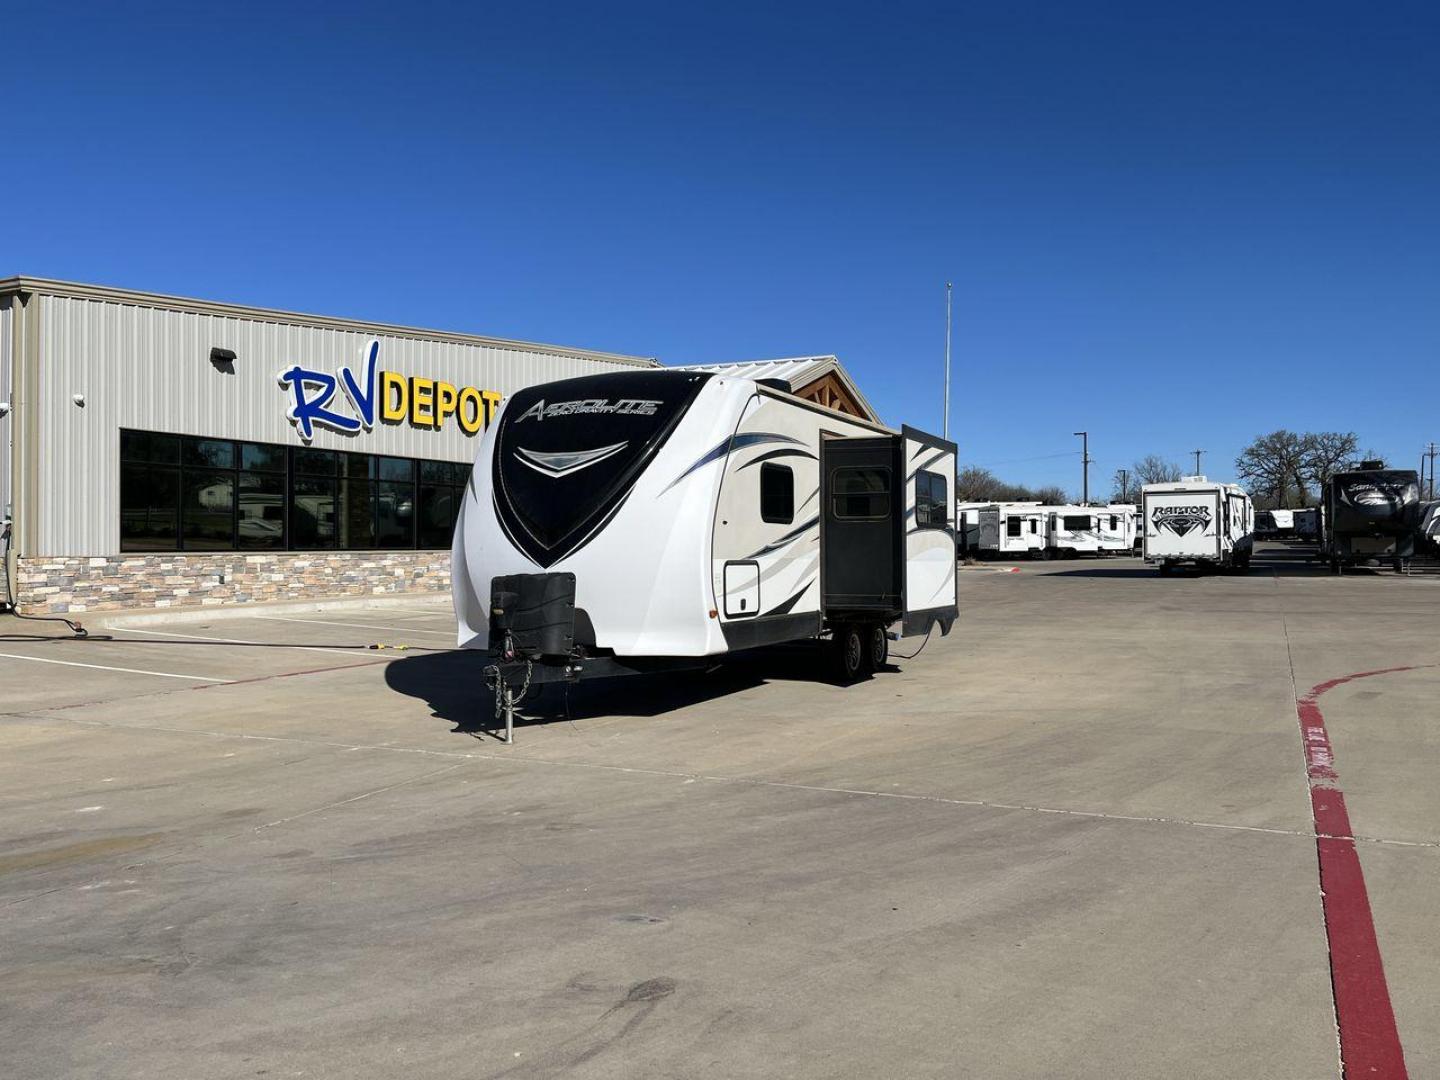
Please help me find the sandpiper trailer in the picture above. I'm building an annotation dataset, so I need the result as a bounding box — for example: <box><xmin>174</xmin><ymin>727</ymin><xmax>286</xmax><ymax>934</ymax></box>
<box><xmin>1320</xmin><ymin>465</ymin><xmax>1420</xmax><ymax>573</ymax></box>
<box><xmin>1142</xmin><ymin>477</ymin><xmax>1254</xmax><ymax>573</ymax></box>
<box><xmin>452</xmin><ymin>368</ymin><xmax>958</xmax><ymax>735</ymax></box>
<box><xmin>1044</xmin><ymin>507</ymin><xmax>1102</xmax><ymax>558</ymax></box>
<box><xmin>976</xmin><ymin>503</ymin><xmax>1045</xmax><ymax>557</ymax></box>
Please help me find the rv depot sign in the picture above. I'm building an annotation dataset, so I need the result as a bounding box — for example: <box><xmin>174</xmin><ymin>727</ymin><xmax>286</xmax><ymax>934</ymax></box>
<box><xmin>278</xmin><ymin>339</ymin><xmax>502</xmax><ymax>441</ymax></box>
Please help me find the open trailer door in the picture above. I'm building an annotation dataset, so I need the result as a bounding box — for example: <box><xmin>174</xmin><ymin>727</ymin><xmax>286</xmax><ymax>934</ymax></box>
<box><xmin>821</xmin><ymin>435</ymin><xmax>904</xmax><ymax>619</ymax></box>
<box><xmin>901</xmin><ymin>425</ymin><xmax>958</xmax><ymax>637</ymax></box>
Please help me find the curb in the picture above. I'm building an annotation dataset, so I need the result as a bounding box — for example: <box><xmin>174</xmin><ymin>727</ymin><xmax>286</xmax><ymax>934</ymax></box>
<box><xmin>93</xmin><ymin>592</ymin><xmax>453</xmax><ymax>629</ymax></box>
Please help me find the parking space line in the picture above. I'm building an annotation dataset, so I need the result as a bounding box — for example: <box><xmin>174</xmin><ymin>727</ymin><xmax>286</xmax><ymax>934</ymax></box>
<box><xmin>254</xmin><ymin>614</ymin><xmax>455</xmax><ymax>636</ymax></box>
<box><xmin>107</xmin><ymin>625</ymin><xmax>369</xmax><ymax>656</ymax></box>
<box><xmin>0</xmin><ymin>651</ymin><xmax>232</xmax><ymax>683</ymax></box>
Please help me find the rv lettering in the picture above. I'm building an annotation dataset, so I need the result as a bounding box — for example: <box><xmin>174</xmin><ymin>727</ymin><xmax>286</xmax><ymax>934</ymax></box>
<box><xmin>515</xmin><ymin>398</ymin><xmax>662</xmax><ymax>423</ymax></box>
<box><xmin>279</xmin><ymin>338</ymin><xmax>499</xmax><ymax>441</ymax></box>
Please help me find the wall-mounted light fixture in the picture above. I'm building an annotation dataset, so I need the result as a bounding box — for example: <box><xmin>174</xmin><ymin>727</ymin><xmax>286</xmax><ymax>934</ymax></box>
<box><xmin>72</xmin><ymin>393</ymin><xmax>86</xmax><ymax>408</ymax></box>
<box><xmin>210</xmin><ymin>346</ymin><xmax>237</xmax><ymax>373</ymax></box>
<box><xmin>0</xmin><ymin>401</ymin><xmax>10</xmax><ymax>417</ymax></box>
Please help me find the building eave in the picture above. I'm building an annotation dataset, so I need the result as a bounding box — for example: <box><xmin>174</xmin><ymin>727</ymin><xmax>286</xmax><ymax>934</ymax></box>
<box><xmin>0</xmin><ymin>276</ymin><xmax>659</xmax><ymax>367</ymax></box>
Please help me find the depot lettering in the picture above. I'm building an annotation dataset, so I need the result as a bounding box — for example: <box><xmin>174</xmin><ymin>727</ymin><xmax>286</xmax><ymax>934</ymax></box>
<box><xmin>278</xmin><ymin>338</ymin><xmax>501</xmax><ymax>442</ymax></box>
<box><xmin>381</xmin><ymin>372</ymin><xmax>501</xmax><ymax>433</ymax></box>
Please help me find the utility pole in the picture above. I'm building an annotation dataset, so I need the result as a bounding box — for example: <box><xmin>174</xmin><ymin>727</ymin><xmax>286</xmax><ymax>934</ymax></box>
<box><xmin>943</xmin><ymin>282</ymin><xmax>952</xmax><ymax>441</ymax></box>
<box><xmin>1426</xmin><ymin>442</ymin><xmax>1438</xmax><ymax>500</ymax></box>
<box><xmin>1192</xmin><ymin>449</ymin><xmax>1205</xmax><ymax>476</ymax></box>
<box><xmin>1074</xmin><ymin>431</ymin><xmax>1090</xmax><ymax>505</ymax></box>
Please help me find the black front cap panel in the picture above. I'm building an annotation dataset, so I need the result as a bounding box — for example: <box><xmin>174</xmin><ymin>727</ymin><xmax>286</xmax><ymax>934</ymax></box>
<box><xmin>1332</xmin><ymin>470</ymin><xmax>1420</xmax><ymax>534</ymax></box>
<box><xmin>493</xmin><ymin>370</ymin><xmax>712</xmax><ymax>567</ymax></box>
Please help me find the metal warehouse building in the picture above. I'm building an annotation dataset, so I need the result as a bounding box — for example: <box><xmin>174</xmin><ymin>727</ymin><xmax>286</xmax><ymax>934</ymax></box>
<box><xmin>0</xmin><ymin>278</ymin><xmax>875</xmax><ymax>615</ymax></box>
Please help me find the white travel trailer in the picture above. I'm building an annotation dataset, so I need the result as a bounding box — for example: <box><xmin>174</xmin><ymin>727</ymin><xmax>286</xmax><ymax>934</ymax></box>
<box><xmin>1096</xmin><ymin>504</ymin><xmax>1140</xmax><ymax>554</ymax></box>
<box><xmin>1142</xmin><ymin>477</ymin><xmax>1254</xmax><ymax>573</ymax></box>
<box><xmin>453</xmin><ymin>368</ymin><xmax>959</xmax><ymax>735</ymax></box>
<box><xmin>956</xmin><ymin>501</ymin><xmax>990</xmax><ymax>557</ymax></box>
<box><xmin>1044</xmin><ymin>506</ymin><xmax>1102</xmax><ymax>557</ymax></box>
<box><xmin>976</xmin><ymin>503</ymin><xmax>1046</xmax><ymax>557</ymax></box>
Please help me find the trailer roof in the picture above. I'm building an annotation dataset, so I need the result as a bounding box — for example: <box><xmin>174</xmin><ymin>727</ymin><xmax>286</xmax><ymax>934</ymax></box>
<box><xmin>671</xmin><ymin>356</ymin><xmax>879</xmax><ymax>423</ymax></box>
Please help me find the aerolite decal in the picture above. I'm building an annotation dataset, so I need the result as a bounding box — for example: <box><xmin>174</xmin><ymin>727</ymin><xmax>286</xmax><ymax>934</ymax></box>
<box><xmin>515</xmin><ymin>442</ymin><xmax>629</xmax><ymax>478</ymax></box>
<box><xmin>1153</xmin><ymin>505</ymin><xmax>1212</xmax><ymax>536</ymax></box>
<box><xmin>515</xmin><ymin>398</ymin><xmax>660</xmax><ymax>423</ymax></box>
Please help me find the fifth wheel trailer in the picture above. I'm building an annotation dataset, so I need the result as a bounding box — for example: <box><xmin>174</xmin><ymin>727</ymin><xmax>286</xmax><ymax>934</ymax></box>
<box><xmin>976</xmin><ymin>503</ymin><xmax>1045</xmax><ymax>557</ymax></box>
<box><xmin>1142</xmin><ymin>478</ymin><xmax>1254</xmax><ymax>573</ymax></box>
<box><xmin>1320</xmin><ymin>466</ymin><xmax>1420</xmax><ymax>573</ymax></box>
<box><xmin>452</xmin><ymin>368</ymin><xmax>958</xmax><ymax>734</ymax></box>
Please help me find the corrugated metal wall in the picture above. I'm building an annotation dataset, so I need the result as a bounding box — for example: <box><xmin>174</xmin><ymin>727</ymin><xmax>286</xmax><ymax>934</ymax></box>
<box><xmin>0</xmin><ymin>297</ymin><xmax>11</xmax><ymax>527</ymax></box>
<box><xmin>32</xmin><ymin>294</ymin><xmax>648</xmax><ymax>556</ymax></box>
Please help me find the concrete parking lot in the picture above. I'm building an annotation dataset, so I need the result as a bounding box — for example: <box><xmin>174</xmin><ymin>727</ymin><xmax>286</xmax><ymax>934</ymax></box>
<box><xmin>2</xmin><ymin>546</ymin><xmax>1436</xmax><ymax>1079</ymax></box>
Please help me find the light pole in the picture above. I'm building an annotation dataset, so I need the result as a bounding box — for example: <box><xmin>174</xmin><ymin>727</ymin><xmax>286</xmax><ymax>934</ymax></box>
<box><xmin>1192</xmin><ymin>448</ymin><xmax>1205</xmax><ymax>476</ymax></box>
<box><xmin>943</xmin><ymin>282</ymin><xmax>952</xmax><ymax>441</ymax></box>
<box><xmin>1074</xmin><ymin>431</ymin><xmax>1090</xmax><ymax>505</ymax></box>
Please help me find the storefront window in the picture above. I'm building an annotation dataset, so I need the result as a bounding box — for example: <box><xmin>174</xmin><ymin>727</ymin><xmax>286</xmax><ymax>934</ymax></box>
<box><xmin>120</xmin><ymin>430</ymin><xmax>470</xmax><ymax>553</ymax></box>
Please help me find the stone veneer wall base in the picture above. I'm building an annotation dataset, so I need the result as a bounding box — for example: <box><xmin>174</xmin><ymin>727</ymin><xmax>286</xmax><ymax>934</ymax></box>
<box><xmin>16</xmin><ymin>552</ymin><xmax>453</xmax><ymax>614</ymax></box>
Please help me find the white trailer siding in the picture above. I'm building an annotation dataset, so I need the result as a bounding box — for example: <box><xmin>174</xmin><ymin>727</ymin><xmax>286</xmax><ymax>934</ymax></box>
<box><xmin>1045</xmin><ymin>507</ymin><xmax>1101</xmax><ymax>555</ymax></box>
<box><xmin>977</xmin><ymin>503</ymin><xmax>1045</xmax><ymax>556</ymax></box>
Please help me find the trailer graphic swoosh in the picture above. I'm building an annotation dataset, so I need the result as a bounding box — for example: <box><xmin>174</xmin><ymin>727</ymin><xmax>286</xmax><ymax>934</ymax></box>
<box><xmin>515</xmin><ymin>441</ymin><xmax>629</xmax><ymax>477</ymax></box>
<box><xmin>744</xmin><ymin>515</ymin><xmax>820</xmax><ymax>559</ymax></box>
<box><xmin>661</xmin><ymin>432</ymin><xmax>804</xmax><ymax>494</ymax></box>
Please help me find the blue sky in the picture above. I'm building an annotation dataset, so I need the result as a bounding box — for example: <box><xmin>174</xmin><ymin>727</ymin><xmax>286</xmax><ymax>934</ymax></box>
<box><xmin>5</xmin><ymin>1</ymin><xmax>1437</xmax><ymax>494</ymax></box>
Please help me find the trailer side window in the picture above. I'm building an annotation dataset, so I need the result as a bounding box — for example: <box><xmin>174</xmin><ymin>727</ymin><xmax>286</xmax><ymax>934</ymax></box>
<box><xmin>832</xmin><ymin>466</ymin><xmax>890</xmax><ymax>519</ymax></box>
<box><xmin>915</xmin><ymin>470</ymin><xmax>948</xmax><ymax>528</ymax></box>
<box><xmin>1109</xmin><ymin>515</ymin><xmax>1118</xmax><ymax>530</ymax></box>
<box><xmin>1029</xmin><ymin>519</ymin><xmax>1038</xmax><ymax>534</ymax></box>
<box><xmin>760</xmin><ymin>463</ymin><xmax>794</xmax><ymax>524</ymax></box>
<box><xmin>1063</xmin><ymin>515</ymin><xmax>1092</xmax><ymax>531</ymax></box>
<box><xmin>1006</xmin><ymin>517</ymin><xmax>1022</xmax><ymax>537</ymax></box>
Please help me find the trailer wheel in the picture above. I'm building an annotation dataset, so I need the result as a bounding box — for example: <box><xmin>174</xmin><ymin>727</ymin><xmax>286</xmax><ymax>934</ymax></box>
<box><xmin>1159</xmin><ymin>560</ymin><xmax>1174</xmax><ymax>576</ymax></box>
<box><xmin>865</xmin><ymin>623</ymin><xmax>889</xmax><ymax>672</ymax></box>
<box><xmin>831</xmin><ymin>624</ymin><xmax>866</xmax><ymax>685</ymax></box>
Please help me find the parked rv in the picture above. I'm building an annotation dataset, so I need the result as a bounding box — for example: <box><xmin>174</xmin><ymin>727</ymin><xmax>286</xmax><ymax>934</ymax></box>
<box><xmin>1292</xmin><ymin>507</ymin><xmax>1320</xmax><ymax>542</ymax></box>
<box><xmin>1419</xmin><ymin>501</ymin><xmax>1440</xmax><ymax>556</ymax></box>
<box><xmin>956</xmin><ymin>501</ymin><xmax>989</xmax><ymax>558</ymax></box>
<box><xmin>452</xmin><ymin>369</ymin><xmax>959</xmax><ymax>733</ymax></box>
<box><xmin>1142</xmin><ymin>477</ymin><xmax>1254</xmax><ymax>573</ymax></box>
<box><xmin>1044</xmin><ymin>507</ymin><xmax>1102</xmax><ymax>558</ymax></box>
<box><xmin>1255</xmin><ymin>508</ymin><xmax>1295</xmax><ymax>539</ymax></box>
<box><xmin>1097</xmin><ymin>504</ymin><xmax>1140</xmax><ymax>555</ymax></box>
<box><xmin>976</xmin><ymin>503</ymin><xmax>1046</xmax><ymax>558</ymax></box>
<box><xmin>1320</xmin><ymin>464</ymin><xmax>1420</xmax><ymax>573</ymax></box>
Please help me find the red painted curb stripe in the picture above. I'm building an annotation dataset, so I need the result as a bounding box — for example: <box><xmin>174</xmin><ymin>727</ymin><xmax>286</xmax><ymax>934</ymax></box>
<box><xmin>1297</xmin><ymin>667</ymin><xmax>1424</xmax><ymax>1080</ymax></box>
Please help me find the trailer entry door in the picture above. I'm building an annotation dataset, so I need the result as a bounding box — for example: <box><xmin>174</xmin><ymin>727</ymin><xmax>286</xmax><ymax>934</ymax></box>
<box><xmin>821</xmin><ymin>436</ymin><xmax>902</xmax><ymax>616</ymax></box>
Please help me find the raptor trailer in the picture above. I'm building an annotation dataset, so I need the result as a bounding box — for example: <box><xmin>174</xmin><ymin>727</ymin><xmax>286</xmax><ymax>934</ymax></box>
<box><xmin>1142</xmin><ymin>478</ymin><xmax>1254</xmax><ymax>574</ymax></box>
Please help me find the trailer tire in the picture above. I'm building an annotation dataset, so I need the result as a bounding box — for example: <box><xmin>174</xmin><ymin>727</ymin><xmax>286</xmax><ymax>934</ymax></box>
<box><xmin>865</xmin><ymin>623</ymin><xmax>889</xmax><ymax>672</ymax></box>
<box><xmin>831</xmin><ymin>624</ymin><xmax>866</xmax><ymax>685</ymax></box>
<box><xmin>1159</xmin><ymin>560</ymin><xmax>1174</xmax><ymax>575</ymax></box>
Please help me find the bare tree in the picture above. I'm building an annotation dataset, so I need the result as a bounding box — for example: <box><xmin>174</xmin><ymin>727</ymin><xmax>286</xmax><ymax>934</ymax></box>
<box><xmin>956</xmin><ymin>466</ymin><xmax>1005</xmax><ymax>502</ymax></box>
<box><xmin>1132</xmin><ymin>454</ymin><xmax>1183</xmax><ymax>486</ymax></box>
<box><xmin>1235</xmin><ymin>430</ymin><xmax>1307</xmax><ymax>506</ymax></box>
<box><xmin>1034</xmin><ymin>485</ymin><xmax>1070</xmax><ymax>504</ymax></box>
<box><xmin>1300</xmin><ymin>431</ymin><xmax>1359</xmax><ymax>496</ymax></box>
<box><xmin>1111</xmin><ymin>468</ymin><xmax>1137</xmax><ymax>503</ymax></box>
